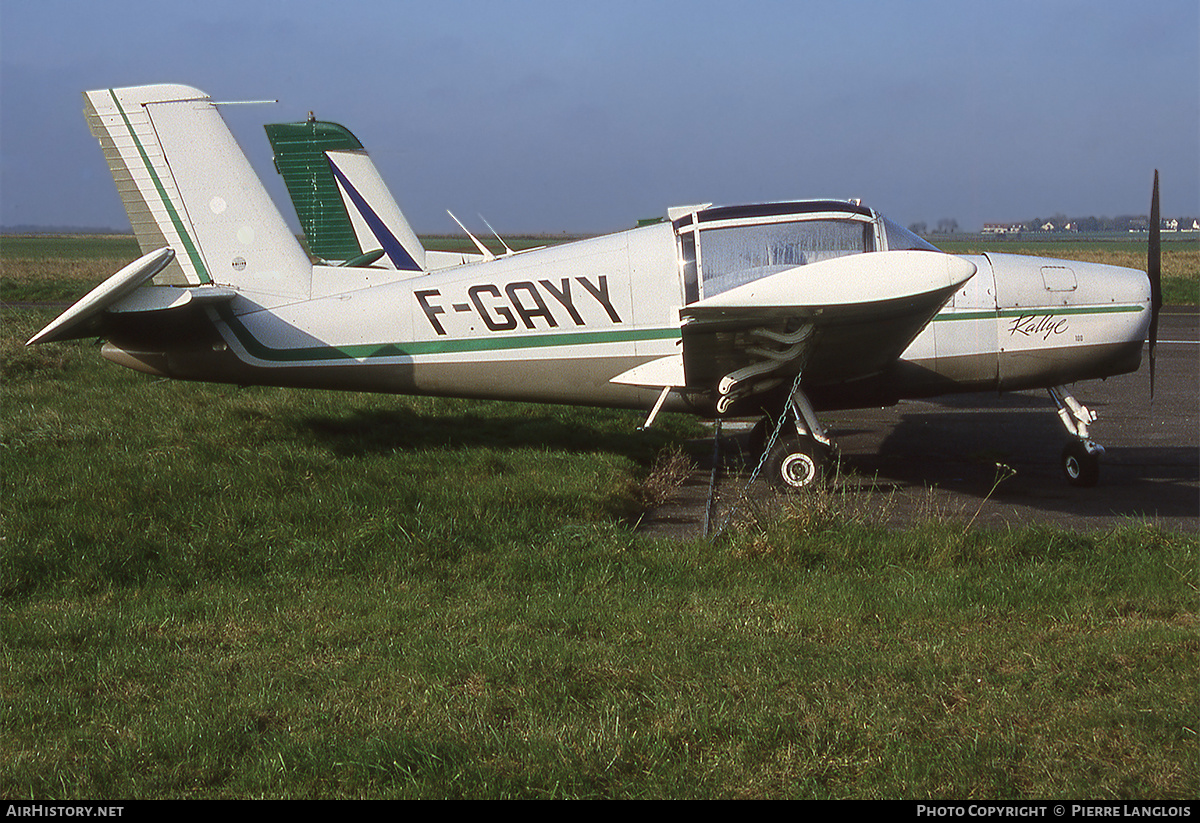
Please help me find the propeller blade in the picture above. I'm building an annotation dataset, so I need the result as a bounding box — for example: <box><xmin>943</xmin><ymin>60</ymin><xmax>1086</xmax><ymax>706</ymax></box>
<box><xmin>1148</xmin><ymin>170</ymin><xmax>1162</xmax><ymax>397</ymax></box>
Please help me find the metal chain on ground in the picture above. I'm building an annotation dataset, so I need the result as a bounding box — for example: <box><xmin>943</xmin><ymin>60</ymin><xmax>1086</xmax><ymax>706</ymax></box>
<box><xmin>708</xmin><ymin>369</ymin><xmax>804</xmax><ymax>540</ymax></box>
<box><xmin>702</xmin><ymin>418</ymin><xmax>722</xmax><ymax>536</ymax></box>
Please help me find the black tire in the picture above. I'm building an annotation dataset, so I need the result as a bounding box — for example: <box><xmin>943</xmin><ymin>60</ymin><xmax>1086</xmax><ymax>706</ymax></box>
<box><xmin>1062</xmin><ymin>441</ymin><xmax>1100</xmax><ymax>487</ymax></box>
<box><xmin>747</xmin><ymin>415</ymin><xmax>780</xmax><ymax>462</ymax></box>
<box><xmin>765</xmin><ymin>435</ymin><xmax>825</xmax><ymax>490</ymax></box>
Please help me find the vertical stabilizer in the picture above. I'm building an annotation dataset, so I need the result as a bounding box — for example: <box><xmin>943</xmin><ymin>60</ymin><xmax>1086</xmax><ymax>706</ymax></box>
<box><xmin>84</xmin><ymin>85</ymin><xmax>311</xmax><ymax>298</ymax></box>
<box><xmin>327</xmin><ymin>150</ymin><xmax>424</xmax><ymax>271</ymax></box>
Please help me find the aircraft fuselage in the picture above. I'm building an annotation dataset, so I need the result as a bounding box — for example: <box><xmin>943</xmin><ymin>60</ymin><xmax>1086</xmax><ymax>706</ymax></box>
<box><xmin>101</xmin><ymin>216</ymin><xmax>1151</xmax><ymax>418</ymax></box>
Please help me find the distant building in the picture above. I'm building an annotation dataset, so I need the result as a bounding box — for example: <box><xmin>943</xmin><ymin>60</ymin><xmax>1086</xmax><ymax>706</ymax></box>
<box><xmin>984</xmin><ymin>216</ymin><xmax>1193</xmax><ymax>234</ymax></box>
<box><xmin>982</xmin><ymin>222</ymin><xmax>1023</xmax><ymax>235</ymax></box>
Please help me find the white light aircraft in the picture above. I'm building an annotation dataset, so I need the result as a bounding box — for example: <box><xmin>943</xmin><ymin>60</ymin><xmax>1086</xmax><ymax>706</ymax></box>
<box><xmin>29</xmin><ymin>84</ymin><xmax>1163</xmax><ymax>489</ymax></box>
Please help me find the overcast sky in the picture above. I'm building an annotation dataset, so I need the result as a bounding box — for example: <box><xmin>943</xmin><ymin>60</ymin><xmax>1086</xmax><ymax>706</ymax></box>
<box><xmin>2</xmin><ymin>0</ymin><xmax>1196</xmax><ymax>234</ymax></box>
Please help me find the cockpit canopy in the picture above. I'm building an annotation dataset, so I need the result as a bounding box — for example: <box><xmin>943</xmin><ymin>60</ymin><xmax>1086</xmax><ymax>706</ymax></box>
<box><xmin>672</xmin><ymin>200</ymin><xmax>940</xmax><ymax>302</ymax></box>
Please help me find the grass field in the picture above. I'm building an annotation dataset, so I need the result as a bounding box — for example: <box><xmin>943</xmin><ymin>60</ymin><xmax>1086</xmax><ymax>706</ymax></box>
<box><xmin>1</xmin><ymin>237</ymin><xmax>1197</xmax><ymax>799</ymax></box>
<box><xmin>2</xmin><ymin>232</ymin><xmax>1197</xmax><ymax>304</ymax></box>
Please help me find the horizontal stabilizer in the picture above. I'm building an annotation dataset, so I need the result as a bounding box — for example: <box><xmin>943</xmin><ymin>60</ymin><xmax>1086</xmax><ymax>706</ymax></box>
<box><xmin>264</xmin><ymin>120</ymin><xmax>365</xmax><ymax>262</ymax></box>
<box><xmin>27</xmin><ymin>248</ymin><xmax>176</xmax><ymax>345</ymax></box>
<box><xmin>266</xmin><ymin>120</ymin><xmax>426</xmax><ymax>271</ymax></box>
<box><xmin>106</xmin><ymin>284</ymin><xmax>238</xmax><ymax>313</ymax></box>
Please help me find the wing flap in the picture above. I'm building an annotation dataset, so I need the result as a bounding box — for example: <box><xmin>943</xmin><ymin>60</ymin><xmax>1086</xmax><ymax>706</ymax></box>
<box><xmin>609</xmin><ymin>353</ymin><xmax>686</xmax><ymax>388</ymax></box>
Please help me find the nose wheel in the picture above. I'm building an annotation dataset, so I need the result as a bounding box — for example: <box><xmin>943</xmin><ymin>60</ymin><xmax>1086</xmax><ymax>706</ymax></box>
<box><xmin>1061</xmin><ymin>440</ymin><xmax>1101</xmax><ymax>487</ymax></box>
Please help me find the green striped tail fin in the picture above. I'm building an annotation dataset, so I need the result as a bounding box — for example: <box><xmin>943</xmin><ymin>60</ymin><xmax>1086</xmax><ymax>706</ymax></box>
<box><xmin>265</xmin><ymin>120</ymin><xmax>364</xmax><ymax>263</ymax></box>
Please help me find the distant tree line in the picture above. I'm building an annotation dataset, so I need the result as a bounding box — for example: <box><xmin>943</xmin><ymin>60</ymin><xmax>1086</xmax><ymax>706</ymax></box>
<box><xmin>906</xmin><ymin>219</ymin><xmax>958</xmax><ymax>235</ymax></box>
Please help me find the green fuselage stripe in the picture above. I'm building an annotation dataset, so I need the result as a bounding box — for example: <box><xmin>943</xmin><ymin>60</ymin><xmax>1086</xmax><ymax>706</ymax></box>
<box><xmin>109</xmin><ymin>89</ymin><xmax>211</xmax><ymax>284</ymax></box>
<box><xmin>218</xmin><ymin>306</ymin><xmax>681</xmax><ymax>363</ymax></box>
<box><xmin>935</xmin><ymin>304</ymin><xmax>1144</xmax><ymax>322</ymax></box>
<box><xmin>216</xmin><ymin>303</ymin><xmax>1144</xmax><ymax>365</ymax></box>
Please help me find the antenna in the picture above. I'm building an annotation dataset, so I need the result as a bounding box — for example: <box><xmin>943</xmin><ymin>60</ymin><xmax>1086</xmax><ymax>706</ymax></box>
<box><xmin>210</xmin><ymin>99</ymin><xmax>279</xmax><ymax>106</ymax></box>
<box><xmin>447</xmin><ymin>211</ymin><xmax>495</xmax><ymax>261</ymax></box>
<box><xmin>479</xmin><ymin>215</ymin><xmax>515</xmax><ymax>255</ymax></box>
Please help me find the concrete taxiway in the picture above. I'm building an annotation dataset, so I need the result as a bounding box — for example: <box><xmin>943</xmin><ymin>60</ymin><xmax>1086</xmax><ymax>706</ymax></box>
<box><xmin>641</xmin><ymin>309</ymin><xmax>1198</xmax><ymax>538</ymax></box>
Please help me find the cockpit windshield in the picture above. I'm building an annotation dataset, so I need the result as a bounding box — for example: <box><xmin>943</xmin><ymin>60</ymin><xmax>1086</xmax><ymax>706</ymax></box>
<box><xmin>699</xmin><ymin>218</ymin><xmax>874</xmax><ymax>297</ymax></box>
<box><xmin>674</xmin><ymin>201</ymin><xmax>943</xmax><ymax>303</ymax></box>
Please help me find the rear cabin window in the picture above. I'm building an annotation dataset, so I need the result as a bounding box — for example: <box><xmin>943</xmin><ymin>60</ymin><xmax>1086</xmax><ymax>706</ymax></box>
<box><xmin>699</xmin><ymin>219</ymin><xmax>874</xmax><ymax>297</ymax></box>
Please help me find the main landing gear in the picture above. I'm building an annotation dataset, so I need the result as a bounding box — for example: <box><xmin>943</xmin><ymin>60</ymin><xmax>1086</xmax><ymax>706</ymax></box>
<box><xmin>764</xmin><ymin>433</ymin><xmax>831</xmax><ymax>490</ymax></box>
<box><xmin>1049</xmin><ymin>385</ymin><xmax>1103</xmax><ymax>487</ymax></box>
<box><xmin>749</xmin><ymin>387</ymin><xmax>835</xmax><ymax>491</ymax></box>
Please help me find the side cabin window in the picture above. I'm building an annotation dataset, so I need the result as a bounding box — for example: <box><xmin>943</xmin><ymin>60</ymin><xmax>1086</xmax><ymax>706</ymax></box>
<box><xmin>680</xmin><ymin>231</ymin><xmax>699</xmax><ymax>304</ymax></box>
<box><xmin>880</xmin><ymin>215</ymin><xmax>941</xmax><ymax>253</ymax></box>
<box><xmin>698</xmin><ymin>218</ymin><xmax>874</xmax><ymax>298</ymax></box>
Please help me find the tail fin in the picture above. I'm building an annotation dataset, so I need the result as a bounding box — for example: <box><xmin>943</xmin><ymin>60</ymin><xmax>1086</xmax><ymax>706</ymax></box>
<box><xmin>84</xmin><ymin>84</ymin><xmax>311</xmax><ymax>298</ymax></box>
<box><xmin>265</xmin><ymin>120</ymin><xmax>425</xmax><ymax>271</ymax></box>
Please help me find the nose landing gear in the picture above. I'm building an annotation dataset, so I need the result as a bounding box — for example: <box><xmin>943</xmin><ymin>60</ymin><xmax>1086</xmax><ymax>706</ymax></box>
<box><xmin>1049</xmin><ymin>385</ymin><xmax>1104</xmax><ymax>487</ymax></box>
<box><xmin>1061</xmin><ymin>439</ymin><xmax>1102</xmax><ymax>487</ymax></box>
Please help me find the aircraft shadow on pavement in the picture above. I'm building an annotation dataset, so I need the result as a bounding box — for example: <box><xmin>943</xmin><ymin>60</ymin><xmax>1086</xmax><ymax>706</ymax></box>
<box><xmin>700</xmin><ymin>402</ymin><xmax>1197</xmax><ymax>530</ymax></box>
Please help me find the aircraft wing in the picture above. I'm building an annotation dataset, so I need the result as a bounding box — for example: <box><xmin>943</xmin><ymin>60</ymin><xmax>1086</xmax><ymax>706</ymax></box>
<box><xmin>676</xmin><ymin>251</ymin><xmax>976</xmax><ymax>411</ymax></box>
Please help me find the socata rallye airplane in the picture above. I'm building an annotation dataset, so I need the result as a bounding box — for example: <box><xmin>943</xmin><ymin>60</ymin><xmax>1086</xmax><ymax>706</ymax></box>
<box><xmin>28</xmin><ymin>84</ymin><xmax>1163</xmax><ymax>489</ymax></box>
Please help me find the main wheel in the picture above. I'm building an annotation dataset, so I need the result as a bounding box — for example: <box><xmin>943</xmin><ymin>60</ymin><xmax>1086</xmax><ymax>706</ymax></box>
<box><xmin>748</xmin><ymin>416</ymin><xmax>770</xmax><ymax>461</ymax></box>
<box><xmin>1061</xmin><ymin>441</ymin><xmax>1100</xmax><ymax>487</ymax></box>
<box><xmin>765</xmin><ymin>435</ymin><xmax>826</xmax><ymax>490</ymax></box>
